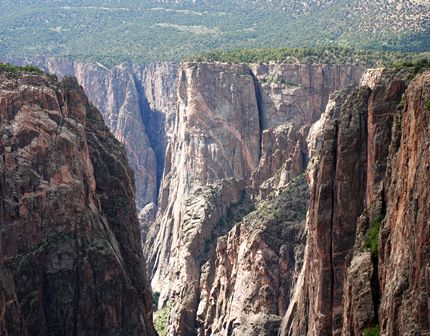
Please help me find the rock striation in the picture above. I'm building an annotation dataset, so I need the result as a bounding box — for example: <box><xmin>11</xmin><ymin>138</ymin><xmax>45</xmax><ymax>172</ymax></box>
<box><xmin>378</xmin><ymin>71</ymin><xmax>430</xmax><ymax>335</ymax></box>
<box><xmin>281</xmin><ymin>69</ymin><xmax>430</xmax><ymax>336</ymax></box>
<box><xmin>0</xmin><ymin>70</ymin><xmax>156</xmax><ymax>335</ymax></box>
<box><xmin>146</xmin><ymin>62</ymin><xmax>365</xmax><ymax>335</ymax></box>
<box><xmin>1</xmin><ymin>57</ymin><xmax>427</xmax><ymax>336</ymax></box>
<box><xmin>2</xmin><ymin>56</ymin><xmax>179</xmax><ymax>213</ymax></box>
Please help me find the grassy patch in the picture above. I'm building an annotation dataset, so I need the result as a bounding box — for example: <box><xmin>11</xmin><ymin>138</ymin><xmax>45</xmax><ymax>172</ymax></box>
<box><xmin>363</xmin><ymin>324</ymin><xmax>381</xmax><ymax>336</ymax></box>
<box><xmin>154</xmin><ymin>303</ymin><xmax>172</xmax><ymax>336</ymax></box>
<box><xmin>365</xmin><ymin>217</ymin><xmax>382</xmax><ymax>257</ymax></box>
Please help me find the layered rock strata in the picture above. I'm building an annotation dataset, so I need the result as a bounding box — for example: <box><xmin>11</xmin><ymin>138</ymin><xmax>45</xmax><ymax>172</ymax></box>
<box><xmin>0</xmin><ymin>71</ymin><xmax>156</xmax><ymax>335</ymax></box>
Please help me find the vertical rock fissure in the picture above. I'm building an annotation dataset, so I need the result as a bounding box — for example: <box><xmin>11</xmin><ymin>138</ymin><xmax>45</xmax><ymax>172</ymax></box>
<box><xmin>252</xmin><ymin>72</ymin><xmax>265</xmax><ymax>160</ymax></box>
<box><xmin>73</xmin><ymin>217</ymin><xmax>83</xmax><ymax>336</ymax></box>
<box><xmin>371</xmin><ymin>197</ymin><xmax>385</xmax><ymax>326</ymax></box>
<box><xmin>1</xmin><ymin>143</ymin><xmax>6</xmax><ymax>227</ymax></box>
<box><xmin>330</xmin><ymin>119</ymin><xmax>339</xmax><ymax>332</ymax></box>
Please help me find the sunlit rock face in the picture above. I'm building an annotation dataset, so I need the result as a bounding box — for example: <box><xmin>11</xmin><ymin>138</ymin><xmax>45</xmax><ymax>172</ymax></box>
<box><xmin>145</xmin><ymin>62</ymin><xmax>365</xmax><ymax>335</ymax></box>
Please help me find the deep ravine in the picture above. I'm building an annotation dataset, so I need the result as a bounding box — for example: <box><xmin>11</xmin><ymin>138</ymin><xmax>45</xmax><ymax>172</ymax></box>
<box><xmin>2</xmin><ymin>57</ymin><xmax>429</xmax><ymax>336</ymax></box>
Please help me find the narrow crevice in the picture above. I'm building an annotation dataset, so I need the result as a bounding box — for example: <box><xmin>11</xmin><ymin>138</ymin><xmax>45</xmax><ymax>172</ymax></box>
<box><xmin>251</xmin><ymin>71</ymin><xmax>265</xmax><ymax>160</ymax></box>
<box><xmin>0</xmin><ymin>135</ymin><xmax>7</xmax><ymax>227</ymax></box>
<box><xmin>370</xmin><ymin>253</ymin><xmax>380</xmax><ymax>324</ymax></box>
<box><xmin>329</xmin><ymin>119</ymin><xmax>339</xmax><ymax>331</ymax></box>
<box><xmin>72</xmin><ymin>218</ymin><xmax>82</xmax><ymax>336</ymax></box>
<box><xmin>371</xmin><ymin>195</ymin><xmax>385</xmax><ymax>325</ymax></box>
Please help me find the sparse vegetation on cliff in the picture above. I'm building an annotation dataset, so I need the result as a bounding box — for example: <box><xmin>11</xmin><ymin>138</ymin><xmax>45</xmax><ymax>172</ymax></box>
<box><xmin>363</xmin><ymin>324</ymin><xmax>381</xmax><ymax>336</ymax></box>
<box><xmin>154</xmin><ymin>304</ymin><xmax>172</xmax><ymax>336</ymax></box>
<box><xmin>0</xmin><ymin>63</ymin><xmax>43</xmax><ymax>74</ymax></box>
<box><xmin>365</xmin><ymin>217</ymin><xmax>383</xmax><ymax>257</ymax></box>
<box><xmin>393</xmin><ymin>58</ymin><xmax>430</xmax><ymax>74</ymax></box>
<box><xmin>184</xmin><ymin>46</ymin><xmax>428</xmax><ymax>66</ymax></box>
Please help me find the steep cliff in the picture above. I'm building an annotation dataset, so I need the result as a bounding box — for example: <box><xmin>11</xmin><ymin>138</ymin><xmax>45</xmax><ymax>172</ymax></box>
<box><xmin>147</xmin><ymin>62</ymin><xmax>365</xmax><ymax>335</ymax></box>
<box><xmin>281</xmin><ymin>69</ymin><xmax>430</xmax><ymax>336</ymax></box>
<box><xmin>2</xmin><ymin>56</ymin><xmax>179</xmax><ymax>213</ymax></box>
<box><xmin>378</xmin><ymin>71</ymin><xmax>430</xmax><ymax>335</ymax></box>
<box><xmin>0</xmin><ymin>70</ymin><xmax>156</xmax><ymax>335</ymax></box>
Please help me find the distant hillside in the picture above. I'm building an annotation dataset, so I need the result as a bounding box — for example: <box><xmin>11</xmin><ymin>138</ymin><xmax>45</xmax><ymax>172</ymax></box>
<box><xmin>0</xmin><ymin>0</ymin><xmax>428</xmax><ymax>64</ymax></box>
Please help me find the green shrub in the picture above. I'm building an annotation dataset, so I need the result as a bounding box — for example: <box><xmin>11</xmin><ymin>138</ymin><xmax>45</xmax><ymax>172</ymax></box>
<box><xmin>0</xmin><ymin>63</ymin><xmax>44</xmax><ymax>74</ymax></box>
<box><xmin>152</xmin><ymin>291</ymin><xmax>160</xmax><ymax>310</ymax></box>
<box><xmin>425</xmin><ymin>100</ymin><xmax>430</xmax><ymax>112</ymax></box>
<box><xmin>365</xmin><ymin>217</ymin><xmax>382</xmax><ymax>257</ymax></box>
<box><xmin>393</xmin><ymin>58</ymin><xmax>430</xmax><ymax>74</ymax></box>
<box><xmin>154</xmin><ymin>303</ymin><xmax>172</xmax><ymax>336</ymax></box>
<box><xmin>363</xmin><ymin>324</ymin><xmax>381</xmax><ymax>336</ymax></box>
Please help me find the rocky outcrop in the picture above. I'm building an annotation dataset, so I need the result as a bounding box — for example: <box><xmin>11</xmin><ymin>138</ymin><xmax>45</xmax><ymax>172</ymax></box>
<box><xmin>2</xmin><ymin>56</ymin><xmax>178</xmax><ymax>212</ymax></box>
<box><xmin>147</xmin><ymin>62</ymin><xmax>365</xmax><ymax>335</ymax></box>
<box><xmin>251</xmin><ymin>63</ymin><xmax>365</xmax><ymax>129</ymax></box>
<box><xmin>148</xmin><ymin>63</ymin><xmax>263</xmax><ymax>335</ymax></box>
<box><xmin>281</xmin><ymin>69</ymin><xmax>430</xmax><ymax>336</ymax></box>
<box><xmin>197</xmin><ymin>175</ymin><xmax>308</xmax><ymax>336</ymax></box>
<box><xmin>251</xmin><ymin>63</ymin><xmax>366</xmax><ymax>195</ymax></box>
<box><xmin>0</xmin><ymin>71</ymin><xmax>156</xmax><ymax>335</ymax></box>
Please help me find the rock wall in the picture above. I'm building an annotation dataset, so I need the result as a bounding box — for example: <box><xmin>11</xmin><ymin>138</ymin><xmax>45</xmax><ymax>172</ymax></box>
<box><xmin>281</xmin><ymin>69</ymin><xmax>430</xmax><ymax>336</ymax></box>
<box><xmin>0</xmin><ymin>71</ymin><xmax>156</xmax><ymax>335</ymax></box>
<box><xmin>147</xmin><ymin>62</ymin><xmax>365</xmax><ymax>335</ymax></box>
<box><xmin>378</xmin><ymin>71</ymin><xmax>430</xmax><ymax>335</ymax></box>
<box><xmin>2</xmin><ymin>57</ymin><xmax>426</xmax><ymax>336</ymax></box>
<box><xmin>1</xmin><ymin>56</ymin><xmax>178</xmax><ymax>213</ymax></box>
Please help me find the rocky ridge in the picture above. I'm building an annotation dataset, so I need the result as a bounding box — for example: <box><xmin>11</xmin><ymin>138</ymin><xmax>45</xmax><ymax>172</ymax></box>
<box><xmin>0</xmin><ymin>70</ymin><xmax>156</xmax><ymax>335</ymax></box>
<box><xmin>148</xmin><ymin>63</ymin><xmax>429</xmax><ymax>336</ymax></box>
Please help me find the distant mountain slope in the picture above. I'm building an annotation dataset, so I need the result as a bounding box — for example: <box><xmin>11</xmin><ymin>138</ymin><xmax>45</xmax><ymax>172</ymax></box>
<box><xmin>0</xmin><ymin>0</ymin><xmax>428</xmax><ymax>63</ymax></box>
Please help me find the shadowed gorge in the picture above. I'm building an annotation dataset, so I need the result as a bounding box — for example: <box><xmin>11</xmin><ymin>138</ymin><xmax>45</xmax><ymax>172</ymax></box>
<box><xmin>0</xmin><ymin>1</ymin><xmax>429</xmax><ymax>334</ymax></box>
<box><xmin>1</xmin><ymin>57</ymin><xmax>429</xmax><ymax>336</ymax></box>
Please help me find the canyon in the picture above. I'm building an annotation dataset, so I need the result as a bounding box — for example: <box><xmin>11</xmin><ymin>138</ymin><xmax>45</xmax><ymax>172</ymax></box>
<box><xmin>0</xmin><ymin>55</ymin><xmax>429</xmax><ymax>336</ymax></box>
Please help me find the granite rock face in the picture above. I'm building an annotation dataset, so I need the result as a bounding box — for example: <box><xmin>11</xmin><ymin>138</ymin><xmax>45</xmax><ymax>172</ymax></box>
<box><xmin>146</xmin><ymin>62</ymin><xmax>365</xmax><ymax>335</ymax></box>
<box><xmin>197</xmin><ymin>175</ymin><xmax>308</xmax><ymax>336</ymax></box>
<box><xmin>3</xmin><ymin>56</ymin><xmax>179</xmax><ymax>212</ymax></box>
<box><xmin>0</xmin><ymin>71</ymin><xmax>156</xmax><ymax>336</ymax></box>
<box><xmin>281</xmin><ymin>69</ymin><xmax>430</xmax><ymax>336</ymax></box>
<box><xmin>378</xmin><ymin>71</ymin><xmax>430</xmax><ymax>335</ymax></box>
<box><xmin>1</xmin><ymin>58</ymin><xmax>426</xmax><ymax>336</ymax></box>
<box><xmin>0</xmin><ymin>269</ymin><xmax>27</xmax><ymax>336</ymax></box>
